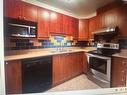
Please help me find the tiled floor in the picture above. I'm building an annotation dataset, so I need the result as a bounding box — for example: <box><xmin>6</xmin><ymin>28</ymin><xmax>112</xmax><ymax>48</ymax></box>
<box><xmin>47</xmin><ymin>74</ymin><xmax>101</xmax><ymax>92</ymax></box>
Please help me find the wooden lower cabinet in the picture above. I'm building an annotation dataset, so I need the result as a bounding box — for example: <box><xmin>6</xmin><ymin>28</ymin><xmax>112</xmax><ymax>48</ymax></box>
<box><xmin>111</xmin><ymin>57</ymin><xmax>127</xmax><ymax>87</ymax></box>
<box><xmin>52</xmin><ymin>52</ymin><xmax>84</xmax><ymax>86</ymax></box>
<box><xmin>52</xmin><ymin>54</ymin><xmax>64</xmax><ymax>85</ymax></box>
<box><xmin>5</xmin><ymin>60</ymin><xmax>22</xmax><ymax>94</ymax></box>
<box><xmin>82</xmin><ymin>53</ymin><xmax>88</xmax><ymax>73</ymax></box>
<box><xmin>5</xmin><ymin>52</ymin><xmax>88</xmax><ymax>93</ymax></box>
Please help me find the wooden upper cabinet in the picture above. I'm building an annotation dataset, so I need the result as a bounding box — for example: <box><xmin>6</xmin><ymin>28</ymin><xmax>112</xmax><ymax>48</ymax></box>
<box><xmin>4</xmin><ymin>0</ymin><xmax>37</xmax><ymax>22</ymax></box>
<box><xmin>111</xmin><ymin>57</ymin><xmax>127</xmax><ymax>87</ymax></box>
<box><xmin>5</xmin><ymin>60</ymin><xmax>22</xmax><ymax>94</ymax></box>
<box><xmin>72</xmin><ymin>18</ymin><xmax>79</xmax><ymax>40</ymax></box>
<box><xmin>49</xmin><ymin>12</ymin><xmax>63</xmax><ymax>34</ymax></box>
<box><xmin>120</xmin><ymin>4</ymin><xmax>127</xmax><ymax>36</ymax></box>
<box><xmin>103</xmin><ymin>9</ymin><xmax>117</xmax><ymax>27</ymax></box>
<box><xmin>37</xmin><ymin>8</ymin><xmax>50</xmax><ymax>38</ymax></box>
<box><xmin>4</xmin><ymin>0</ymin><xmax>21</xmax><ymax>19</ymax></box>
<box><xmin>89</xmin><ymin>16</ymin><xmax>98</xmax><ymax>40</ymax></box>
<box><xmin>79</xmin><ymin>19</ymin><xmax>89</xmax><ymax>41</ymax></box>
<box><xmin>22</xmin><ymin>2</ymin><xmax>37</xmax><ymax>22</ymax></box>
<box><xmin>96</xmin><ymin>14</ymin><xmax>102</xmax><ymax>29</ymax></box>
<box><xmin>62</xmin><ymin>15</ymin><xmax>72</xmax><ymax>35</ymax></box>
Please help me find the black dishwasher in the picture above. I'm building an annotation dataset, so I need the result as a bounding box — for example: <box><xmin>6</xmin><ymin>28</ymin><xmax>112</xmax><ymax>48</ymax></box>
<box><xmin>22</xmin><ymin>56</ymin><xmax>52</xmax><ymax>93</ymax></box>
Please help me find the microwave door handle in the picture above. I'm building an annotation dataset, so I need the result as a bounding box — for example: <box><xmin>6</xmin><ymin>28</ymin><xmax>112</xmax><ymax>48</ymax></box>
<box><xmin>8</xmin><ymin>23</ymin><xmax>30</xmax><ymax>28</ymax></box>
<box><xmin>28</xmin><ymin>26</ymin><xmax>30</xmax><ymax>37</ymax></box>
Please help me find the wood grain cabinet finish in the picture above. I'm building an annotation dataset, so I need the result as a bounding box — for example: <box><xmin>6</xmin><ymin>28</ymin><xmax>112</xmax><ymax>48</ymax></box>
<box><xmin>53</xmin><ymin>52</ymin><xmax>83</xmax><ymax>86</ymax></box>
<box><xmin>111</xmin><ymin>57</ymin><xmax>127</xmax><ymax>87</ymax></box>
<box><xmin>5</xmin><ymin>60</ymin><xmax>22</xmax><ymax>94</ymax></box>
<box><xmin>89</xmin><ymin>16</ymin><xmax>97</xmax><ymax>40</ymax></box>
<box><xmin>118</xmin><ymin>5</ymin><xmax>127</xmax><ymax>36</ymax></box>
<box><xmin>82</xmin><ymin>53</ymin><xmax>88</xmax><ymax>73</ymax></box>
<box><xmin>4</xmin><ymin>0</ymin><xmax>37</xmax><ymax>22</ymax></box>
<box><xmin>62</xmin><ymin>15</ymin><xmax>73</xmax><ymax>35</ymax></box>
<box><xmin>49</xmin><ymin>12</ymin><xmax>63</xmax><ymax>34</ymax></box>
<box><xmin>72</xmin><ymin>18</ymin><xmax>79</xmax><ymax>40</ymax></box>
<box><xmin>79</xmin><ymin>19</ymin><xmax>89</xmax><ymax>41</ymax></box>
<box><xmin>37</xmin><ymin>8</ymin><xmax>50</xmax><ymax>39</ymax></box>
<box><xmin>4</xmin><ymin>0</ymin><xmax>21</xmax><ymax>19</ymax></box>
<box><xmin>96</xmin><ymin>4</ymin><xmax>127</xmax><ymax>37</ymax></box>
<box><xmin>52</xmin><ymin>54</ymin><xmax>65</xmax><ymax>85</ymax></box>
<box><xmin>22</xmin><ymin>2</ymin><xmax>37</xmax><ymax>22</ymax></box>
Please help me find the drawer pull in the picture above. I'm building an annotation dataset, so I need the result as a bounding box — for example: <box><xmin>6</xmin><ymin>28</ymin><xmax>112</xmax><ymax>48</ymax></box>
<box><xmin>122</xmin><ymin>61</ymin><xmax>126</xmax><ymax>65</ymax></box>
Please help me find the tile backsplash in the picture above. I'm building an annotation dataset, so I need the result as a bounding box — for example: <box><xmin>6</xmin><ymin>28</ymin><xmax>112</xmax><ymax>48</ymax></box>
<box><xmin>4</xmin><ymin>36</ymin><xmax>74</xmax><ymax>50</ymax></box>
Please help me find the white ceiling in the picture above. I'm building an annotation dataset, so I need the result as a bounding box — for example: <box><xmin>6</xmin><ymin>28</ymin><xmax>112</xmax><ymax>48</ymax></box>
<box><xmin>23</xmin><ymin>0</ymin><xmax>116</xmax><ymax>18</ymax></box>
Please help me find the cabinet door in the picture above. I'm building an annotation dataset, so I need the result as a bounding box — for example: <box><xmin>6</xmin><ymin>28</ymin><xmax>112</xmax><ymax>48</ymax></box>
<box><xmin>117</xmin><ymin>5</ymin><xmax>127</xmax><ymax>36</ymax></box>
<box><xmin>62</xmin><ymin>15</ymin><xmax>72</xmax><ymax>35</ymax></box>
<box><xmin>53</xmin><ymin>53</ymin><xmax>84</xmax><ymax>86</ymax></box>
<box><xmin>96</xmin><ymin>14</ymin><xmax>102</xmax><ymax>29</ymax></box>
<box><xmin>66</xmin><ymin>53</ymin><xmax>83</xmax><ymax>77</ymax></box>
<box><xmin>22</xmin><ymin>2</ymin><xmax>37</xmax><ymax>22</ymax></box>
<box><xmin>62</xmin><ymin>54</ymin><xmax>72</xmax><ymax>80</ymax></box>
<box><xmin>4</xmin><ymin>0</ymin><xmax>22</xmax><ymax>18</ymax></box>
<box><xmin>50</xmin><ymin>12</ymin><xmax>62</xmax><ymax>34</ymax></box>
<box><xmin>72</xmin><ymin>18</ymin><xmax>79</xmax><ymax>40</ymax></box>
<box><xmin>37</xmin><ymin>8</ymin><xmax>50</xmax><ymax>39</ymax></box>
<box><xmin>89</xmin><ymin>16</ymin><xmax>97</xmax><ymax>40</ymax></box>
<box><xmin>82</xmin><ymin>53</ymin><xmax>88</xmax><ymax>73</ymax></box>
<box><xmin>104</xmin><ymin>9</ymin><xmax>117</xmax><ymax>27</ymax></box>
<box><xmin>79</xmin><ymin>19</ymin><xmax>89</xmax><ymax>41</ymax></box>
<box><xmin>52</xmin><ymin>55</ymin><xmax>64</xmax><ymax>85</ymax></box>
<box><xmin>5</xmin><ymin>60</ymin><xmax>22</xmax><ymax>94</ymax></box>
<box><xmin>111</xmin><ymin>57</ymin><xmax>126</xmax><ymax>87</ymax></box>
<box><xmin>75</xmin><ymin>52</ymin><xmax>83</xmax><ymax>75</ymax></box>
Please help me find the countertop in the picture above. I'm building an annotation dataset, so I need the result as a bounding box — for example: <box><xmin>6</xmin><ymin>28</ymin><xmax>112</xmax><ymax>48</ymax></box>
<box><xmin>5</xmin><ymin>47</ymin><xmax>96</xmax><ymax>61</ymax></box>
<box><xmin>112</xmin><ymin>49</ymin><xmax>127</xmax><ymax>59</ymax></box>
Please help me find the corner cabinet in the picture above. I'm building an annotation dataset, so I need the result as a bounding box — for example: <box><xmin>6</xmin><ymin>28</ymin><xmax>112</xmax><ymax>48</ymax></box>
<box><xmin>52</xmin><ymin>52</ymin><xmax>83</xmax><ymax>86</ymax></box>
<box><xmin>111</xmin><ymin>57</ymin><xmax>127</xmax><ymax>87</ymax></box>
<box><xmin>78</xmin><ymin>19</ymin><xmax>89</xmax><ymax>41</ymax></box>
<box><xmin>5</xmin><ymin>60</ymin><xmax>22</xmax><ymax>94</ymax></box>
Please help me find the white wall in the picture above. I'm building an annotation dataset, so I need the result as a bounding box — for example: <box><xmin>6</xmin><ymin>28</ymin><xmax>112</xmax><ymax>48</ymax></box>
<box><xmin>0</xmin><ymin>0</ymin><xmax>6</xmax><ymax>94</ymax></box>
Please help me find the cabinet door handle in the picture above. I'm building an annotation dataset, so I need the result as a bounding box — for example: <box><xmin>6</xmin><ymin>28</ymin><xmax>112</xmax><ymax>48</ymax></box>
<box><xmin>18</xmin><ymin>16</ymin><xmax>21</xmax><ymax>19</ymax></box>
<box><xmin>121</xmin><ymin>71</ymin><xmax>126</xmax><ymax>82</ymax></box>
<box><xmin>23</xmin><ymin>17</ymin><xmax>26</xmax><ymax>20</ymax></box>
<box><xmin>6</xmin><ymin>62</ymin><xmax>8</xmax><ymax>65</ymax></box>
<box><xmin>122</xmin><ymin>61</ymin><xmax>126</xmax><ymax>65</ymax></box>
<box><xmin>66</xmin><ymin>53</ymin><xmax>69</xmax><ymax>56</ymax></box>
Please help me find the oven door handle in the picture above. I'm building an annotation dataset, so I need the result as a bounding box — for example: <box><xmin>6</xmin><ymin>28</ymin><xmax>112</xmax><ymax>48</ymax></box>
<box><xmin>86</xmin><ymin>53</ymin><xmax>111</xmax><ymax>60</ymax></box>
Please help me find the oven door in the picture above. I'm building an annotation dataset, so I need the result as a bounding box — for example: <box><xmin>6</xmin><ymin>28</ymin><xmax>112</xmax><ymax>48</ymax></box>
<box><xmin>86</xmin><ymin>53</ymin><xmax>111</xmax><ymax>82</ymax></box>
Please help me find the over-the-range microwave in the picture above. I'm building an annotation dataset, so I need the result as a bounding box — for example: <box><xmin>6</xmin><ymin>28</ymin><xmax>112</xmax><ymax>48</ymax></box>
<box><xmin>4</xmin><ymin>18</ymin><xmax>37</xmax><ymax>38</ymax></box>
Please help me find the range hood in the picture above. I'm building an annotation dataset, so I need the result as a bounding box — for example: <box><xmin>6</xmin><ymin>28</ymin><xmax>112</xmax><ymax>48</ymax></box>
<box><xmin>93</xmin><ymin>26</ymin><xmax>118</xmax><ymax>36</ymax></box>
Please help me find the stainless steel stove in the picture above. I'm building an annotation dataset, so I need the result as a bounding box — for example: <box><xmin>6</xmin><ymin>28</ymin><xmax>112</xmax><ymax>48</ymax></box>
<box><xmin>86</xmin><ymin>43</ymin><xmax>119</xmax><ymax>88</ymax></box>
